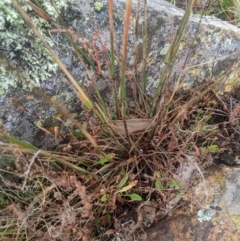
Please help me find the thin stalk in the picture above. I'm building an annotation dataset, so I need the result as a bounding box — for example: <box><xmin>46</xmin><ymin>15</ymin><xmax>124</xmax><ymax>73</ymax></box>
<box><xmin>0</xmin><ymin>133</ymin><xmax>38</xmax><ymax>151</ymax></box>
<box><xmin>114</xmin><ymin>82</ymin><xmax>120</xmax><ymax>118</ymax></box>
<box><xmin>119</xmin><ymin>0</ymin><xmax>132</xmax><ymax>117</ymax></box>
<box><xmin>92</xmin><ymin>82</ymin><xmax>111</xmax><ymax>119</ymax></box>
<box><xmin>108</xmin><ymin>0</ymin><xmax>119</xmax><ymax>116</ymax></box>
<box><xmin>132</xmin><ymin>0</ymin><xmax>140</xmax><ymax>105</ymax></box>
<box><xmin>151</xmin><ymin>0</ymin><xmax>195</xmax><ymax>116</ymax></box>
<box><xmin>108</xmin><ymin>0</ymin><xmax>116</xmax><ymax>80</ymax></box>
<box><xmin>141</xmin><ymin>0</ymin><xmax>148</xmax><ymax>98</ymax></box>
<box><xmin>164</xmin><ymin>0</ymin><xmax>195</xmax><ymax>65</ymax></box>
<box><xmin>167</xmin><ymin>76</ymin><xmax>225</xmax><ymax>130</ymax></box>
<box><xmin>51</xmin><ymin>1</ymin><xmax>109</xmax><ymax>118</ymax></box>
<box><xmin>62</xmin><ymin>32</ymin><xmax>96</xmax><ymax>70</ymax></box>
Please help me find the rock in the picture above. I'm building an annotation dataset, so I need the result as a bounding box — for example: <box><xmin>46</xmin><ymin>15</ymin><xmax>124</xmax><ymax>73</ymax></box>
<box><xmin>145</xmin><ymin>164</ymin><xmax>240</xmax><ymax>240</ymax></box>
<box><xmin>1</xmin><ymin>0</ymin><xmax>240</xmax><ymax>145</ymax></box>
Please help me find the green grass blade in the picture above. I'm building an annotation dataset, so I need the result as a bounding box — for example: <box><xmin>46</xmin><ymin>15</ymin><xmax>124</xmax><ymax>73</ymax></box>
<box><xmin>151</xmin><ymin>0</ymin><xmax>195</xmax><ymax>116</ymax></box>
<box><xmin>108</xmin><ymin>0</ymin><xmax>116</xmax><ymax>79</ymax></box>
<box><xmin>0</xmin><ymin>132</ymin><xmax>38</xmax><ymax>151</ymax></box>
<box><xmin>141</xmin><ymin>0</ymin><xmax>148</xmax><ymax>96</ymax></box>
<box><xmin>119</xmin><ymin>0</ymin><xmax>132</xmax><ymax>116</ymax></box>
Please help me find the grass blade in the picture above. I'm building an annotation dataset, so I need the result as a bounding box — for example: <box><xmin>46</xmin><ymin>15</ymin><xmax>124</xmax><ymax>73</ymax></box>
<box><xmin>151</xmin><ymin>0</ymin><xmax>195</xmax><ymax>116</ymax></box>
<box><xmin>0</xmin><ymin>132</ymin><xmax>38</xmax><ymax>151</ymax></box>
<box><xmin>108</xmin><ymin>0</ymin><xmax>116</xmax><ymax>80</ymax></box>
<box><xmin>119</xmin><ymin>0</ymin><xmax>132</xmax><ymax>116</ymax></box>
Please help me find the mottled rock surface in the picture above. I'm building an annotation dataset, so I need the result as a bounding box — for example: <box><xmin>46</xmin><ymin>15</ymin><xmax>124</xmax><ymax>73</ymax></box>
<box><xmin>146</xmin><ymin>164</ymin><xmax>240</xmax><ymax>241</ymax></box>
<box><xmin>1</xmin><ymin>0</ymin><xmax>240</xmax><ymax>147</ymax></box>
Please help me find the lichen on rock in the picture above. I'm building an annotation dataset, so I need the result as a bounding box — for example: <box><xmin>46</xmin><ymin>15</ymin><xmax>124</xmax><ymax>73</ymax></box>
<box><xmin>0</xmin><ymin>0</ymin><xmax>75</xmax><ymax>90</ymax></box>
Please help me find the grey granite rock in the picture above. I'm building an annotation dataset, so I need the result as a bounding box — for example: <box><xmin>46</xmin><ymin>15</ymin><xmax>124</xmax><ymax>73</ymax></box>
<box><xmin>1</xmin><ymin>0</ymin><xmax>240</xmax><ymax>148</ymax></box>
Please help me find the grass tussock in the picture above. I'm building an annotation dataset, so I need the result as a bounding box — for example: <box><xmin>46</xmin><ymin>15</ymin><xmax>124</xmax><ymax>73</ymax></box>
<box><xmin>1</xmin><ymin>0</ymin><xmax>240</xmax><ymax>240</ymax></box>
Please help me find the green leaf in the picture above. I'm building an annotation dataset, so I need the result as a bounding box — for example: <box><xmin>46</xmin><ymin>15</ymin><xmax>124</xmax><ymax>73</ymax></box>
<box><xmin>93</xmin><ymin>156</ymin><xmax>109</xmax><ymax>166</ymax></box>
<box><xmin>82</xmin><ymin>99</ymin><xmax>93</xmax><ymax>110</ymax></box>
<box><xmin>177</xmin><ymin>192</ymin><xmax>185</xmax><ymax>198</ymax></box>
<box><xmin>1</xmin><ymin>133</ymin><xmax>38</xmax><ymax>151</ymax></box>
<box><xmin>106</xmin><ymin>212</ymin><xmax>111</xmax><ymax>222</ymax></box>
<box><xmin>129</xmin><ymin>193</ymin><xmax>142</xmax><ymax>201</ymax></box>
<box><xmin>101</xmin><ymin>194</ymin><xmax>110</xmax><ymax>202</ymax></box>
<box><xmin>207</xmin><ymin>144</ymin><xmax>220</xmax><ymax>153</ymax></box>
<box><xmin>196</xmin><ymin>108</ymin><xmax>204</xmax><ymax>119</ymax></box>
<box><xmin>0</xmin><ymin>194</ymin><xmax>6</xmax><ymax>204</ymax></box>
<box><xmin>95</xmin><ymin>217</ymin><xmax>101</xmax><ymax>224</ymax></box>
<box><xmin>117</xmin><ymin>180</ymin><xmax>138</xmax><ymax>193</ymax></box>
<box><xmin>118</xmin><ymin>176</ymin><xmax>128</xmax><ymax>188</ymax></box>
<box><xmin>168</xmin><ymin>181</ymin><xmax>181</xmax><ymax>189</ymax></box>
<box><xmin>72</xmin><ymin>129</ymin><xmax>82</xmax><ymax>138</ymax></box>
<box><xmin>93</xmin><ymin>154</ymin><xmax>114</xmax><ymax>166</ymax></box>
<box><xmin>156</xmin><ymin>172</ymin><xmax>161</xmax><ymax>178</ymax></box>
<box><xmin>35</xmin><ymin>120</ymin><xmax>43</xmax><ymax>128</ymax></box>
<box><xmin>155</xmin><ymin>180</ymin><xmax>163</xmax><ymax>190</ymax></box>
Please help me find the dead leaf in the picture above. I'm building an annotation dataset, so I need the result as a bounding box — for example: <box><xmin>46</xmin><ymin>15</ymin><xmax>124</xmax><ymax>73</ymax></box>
<box><xmin>62</xmin><ymin>143</ymin><xmax>72</xmax><ymax>152</ymax></box>
<box><xmin>105</xmin><ymin>229</ymin><xmax>116</xmax><ymax>235</ymax></box>
<box><xmin>192</xmin><ymin>143</ymin><xmax>200</xmax><ymax>157</ymax></box>
<box><xmin>110</xmin><ymin>118</ymin><xmax>154</xmax><ymax>135</ymax></box>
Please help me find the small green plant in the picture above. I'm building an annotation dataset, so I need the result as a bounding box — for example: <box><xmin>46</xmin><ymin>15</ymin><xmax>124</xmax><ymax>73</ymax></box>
<box><xmin>101</xmin><ymin>193</ymin><xmax>110</xmax><ymax>202</ymax></box>
<box><xmin>168</xmin><ymin>180</ymin><xmax>182</xmax><ymax>189</ymax></box>
<box><xmin>201</xmin><ymin>140</ymin><xmax>221</xmax><ymax>154</ymax></box>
